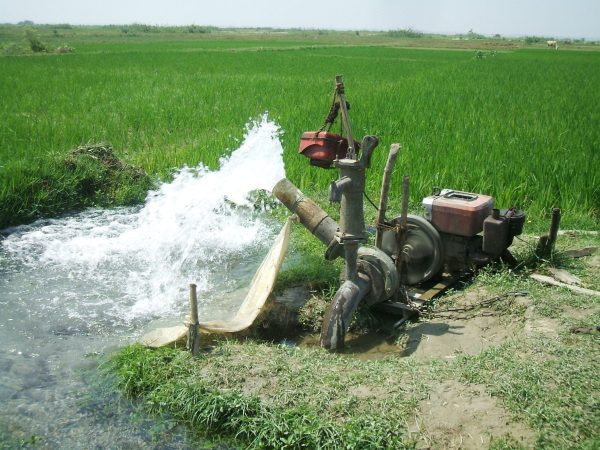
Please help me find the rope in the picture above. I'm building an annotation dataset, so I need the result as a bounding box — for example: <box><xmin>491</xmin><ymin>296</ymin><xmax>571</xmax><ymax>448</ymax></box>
<box><xmin>290</xmin><ymin>194</ymin><xmax>306</xmax><ymax>212</ymax></box>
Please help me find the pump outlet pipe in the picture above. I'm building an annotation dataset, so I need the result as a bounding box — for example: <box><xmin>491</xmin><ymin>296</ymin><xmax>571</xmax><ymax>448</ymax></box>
<box><xmin>273</xmin><ymin>178</ymin><xmax>343</xmax><ymax>260</ymax></box>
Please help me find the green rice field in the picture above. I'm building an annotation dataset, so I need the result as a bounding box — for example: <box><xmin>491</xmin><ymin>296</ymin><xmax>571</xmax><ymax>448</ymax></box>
<box><xmin>1</xmin><ymin>25</ymin><xmax>599</xmax><ymax>229</ymax></box>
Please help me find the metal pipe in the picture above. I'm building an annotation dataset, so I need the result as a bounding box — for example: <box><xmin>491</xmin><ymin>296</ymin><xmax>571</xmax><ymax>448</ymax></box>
<box><xmin>272</xmin><ymin>178</ymin><xmax>342</xmax><ymax>259</ymax></box>
<box><xmin>320</xmin><ymin>274</ymin><xmax>371</xmax><ymax>351</ymax></box>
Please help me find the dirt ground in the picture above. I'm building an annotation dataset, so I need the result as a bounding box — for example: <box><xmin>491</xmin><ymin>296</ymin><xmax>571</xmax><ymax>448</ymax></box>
<box><xmin>415</xmin><ymin>380</ymin><xmax>534</xmax><ymax>449</ymax></box>
<box><xmin>403</xmin><ymin>289</ymin><xmax>537</xmax><ymax>448</ymax></box>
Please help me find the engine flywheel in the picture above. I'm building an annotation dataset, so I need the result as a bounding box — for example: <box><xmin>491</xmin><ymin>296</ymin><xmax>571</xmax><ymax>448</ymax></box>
<box><xmin>381</xmin><ymin>214</ymin><xmax>443</xmax><ymax>285</ymax></box>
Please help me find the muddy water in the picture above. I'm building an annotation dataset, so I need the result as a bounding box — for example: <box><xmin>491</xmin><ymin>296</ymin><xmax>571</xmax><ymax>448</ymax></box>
<box><xmin>0</xmin><ymin>117</ymin><xmax>285</xmax><ymax>447</ymax></box>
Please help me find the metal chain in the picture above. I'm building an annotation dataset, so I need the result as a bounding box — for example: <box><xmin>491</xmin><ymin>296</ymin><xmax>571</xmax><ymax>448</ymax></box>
<box><xmin>424</xmin><ymin>291</ymin><xmax>528</xmax><ymax>320</ymax></box>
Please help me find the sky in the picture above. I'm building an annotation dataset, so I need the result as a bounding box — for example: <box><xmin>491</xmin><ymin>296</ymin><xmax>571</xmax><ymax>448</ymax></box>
<box><xmin>0</xmin><ymin>0</ymin><xmax>599</xmax><ymax>40</ymax></box>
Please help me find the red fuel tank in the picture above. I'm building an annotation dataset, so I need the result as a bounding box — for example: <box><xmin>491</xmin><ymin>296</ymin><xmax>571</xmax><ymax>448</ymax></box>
<box><xmin>422</xmin><ymin>189</ymin><xmax>494</xmax><ymax>237</ymax></box>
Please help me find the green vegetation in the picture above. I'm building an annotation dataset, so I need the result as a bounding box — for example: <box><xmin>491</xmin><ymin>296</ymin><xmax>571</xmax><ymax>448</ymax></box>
<box><xmin>1</xmin><ymin>23</ymin><xmax>598</xmax><ymax>449</ymax></box>
<box><xmin>0</xmin><ymin>144</ymin><xmax>153</xmax><ymax>227</ymax></box>
<box><xmin>0</xmin><ymin>24</ymin><xmax>599</xmax><ymax>230</ymax></box>
<box><xmin>385</xmin><ymin>28</ymin><xmax>424</xmax><ymax>38</ymax></box>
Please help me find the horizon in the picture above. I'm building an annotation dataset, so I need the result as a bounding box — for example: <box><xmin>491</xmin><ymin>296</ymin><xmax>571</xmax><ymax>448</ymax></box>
<box><xmin>2</xmin><ymin>21</ymin><xmax>596</xmax><ymax>42</ymax></box>
<box><xmin>1</xmin><ymin>0</ymin><xmax>599</xmax><ymax>41</ymax></box>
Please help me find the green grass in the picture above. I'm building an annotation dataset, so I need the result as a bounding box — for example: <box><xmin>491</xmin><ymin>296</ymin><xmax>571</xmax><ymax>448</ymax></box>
<box><xmin>1</xmin><ymin>25</ymin><xmax>599</xmax><ymax>230</ymax></box>
<box><xmin>106</xmin><ymin>343</ymin><xmax>427</xmax><ymax>449</ymax></box>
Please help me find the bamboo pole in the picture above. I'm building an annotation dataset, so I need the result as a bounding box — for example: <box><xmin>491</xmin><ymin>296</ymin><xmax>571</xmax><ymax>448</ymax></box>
<box><xmin>375</xmin><ymin>144</ymin><xmax>400</xmax><ymax>249</ymax></box>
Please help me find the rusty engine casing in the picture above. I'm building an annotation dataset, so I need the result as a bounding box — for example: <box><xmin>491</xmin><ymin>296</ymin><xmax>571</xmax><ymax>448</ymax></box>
<box><xmin>423</xmin><ymin>189</ymin><xmax>525</xmax><ymax>271</ymax></box>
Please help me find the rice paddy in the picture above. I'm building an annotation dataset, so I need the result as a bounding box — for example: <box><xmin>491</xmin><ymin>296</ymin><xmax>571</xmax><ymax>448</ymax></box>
<box><xmin>2</xmin><ymin>25</ymin><xmax>600</xmax><ymax>449</ymax></box>
<box><xmin>1</xmin><ymin>25</ymin><xmax>599</xmax><ymax>229</ymax></box>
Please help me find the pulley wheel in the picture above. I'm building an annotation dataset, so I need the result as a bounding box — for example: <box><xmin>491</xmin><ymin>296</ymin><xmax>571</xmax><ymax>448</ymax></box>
<box><xmin>381</xmin><ymin>214</ymin><xmax>443</xmax><ymax>285</ymax></box>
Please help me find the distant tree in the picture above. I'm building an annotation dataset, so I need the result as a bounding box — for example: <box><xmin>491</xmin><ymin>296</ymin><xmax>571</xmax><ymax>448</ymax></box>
<box><xmin>524</xmin><ymin>35</ymin><xmax>554</xmax><ymax>44</ymax></box>
<box><xmin>25</xmin><ymin>30</ymin><xmax>46</xmax><ymax>52</ymax></box>
<box><xmin>386</xmin><ymin>28</ymin><xmax>423</xmax><ymax>38</ymax></box>
<box><xmin>467</xmin><ymin>29</ymin><xmax>485</xmax><ymax>39</ymax></box>
<box><xmin>188</xmin><ymin>25</ymin><xmax>210</xmax><ymax>34</ymax></box>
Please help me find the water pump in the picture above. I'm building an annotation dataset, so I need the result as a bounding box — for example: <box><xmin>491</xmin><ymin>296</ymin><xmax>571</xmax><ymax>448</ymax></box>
<box><xmin>273</xmin><ymin>76</ymin><xmax>525</xmax><ymax>351</ymax></box>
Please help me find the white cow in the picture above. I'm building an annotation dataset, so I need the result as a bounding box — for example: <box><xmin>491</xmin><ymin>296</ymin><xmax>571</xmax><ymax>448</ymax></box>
<box><xmin>547</xmin><ymin>40</ymin><xmax>558</xmax><ymax>49</ymax></box>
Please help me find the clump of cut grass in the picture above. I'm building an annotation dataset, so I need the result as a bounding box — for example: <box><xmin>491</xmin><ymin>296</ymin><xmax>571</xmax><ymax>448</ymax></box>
<box><xmin>0</xmin><ymin>144</ymin><xmax>153</xmax><ymax>228</ymax></box>
<box><xmin>276</xmin><ymin>224</ymin><xmax>342</xmax><ymax>291</ymax></box>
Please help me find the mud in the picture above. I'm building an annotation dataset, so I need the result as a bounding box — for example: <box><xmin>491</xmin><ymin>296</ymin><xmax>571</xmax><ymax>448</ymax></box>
<box><xmin>400</xmin><ymin>314</ymin><xmax>514</xmax><ymax>359</ymax></box>
<box><xmin>263</xmin><ymin>287</ymin><xmax>522</xmax><ymax>361</ymax></box>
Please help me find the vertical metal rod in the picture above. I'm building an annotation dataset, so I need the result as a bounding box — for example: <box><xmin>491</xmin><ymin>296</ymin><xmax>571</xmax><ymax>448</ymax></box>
<box><xmin>187</xmin><ymin>283</ymin><xmax>200</xmax><ymax>356</ymax></box>
<box><xmin>335</xmin><ymin>75</ymin><xmax>356</xmax><ymax>160</ymax></box>
<box><xmin>375</xmin><ymin>144</ymin><xmax>400</xmax><ymax>249</ymax></box>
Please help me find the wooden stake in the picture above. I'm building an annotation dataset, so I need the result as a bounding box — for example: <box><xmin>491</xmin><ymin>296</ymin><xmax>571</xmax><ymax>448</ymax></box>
<box><xmin>375</xmin><ymin>143</ymin><xmax>400</xmax><ymax>249</ymax></box>
<box><xmin>400</xmin><ymin>176</ymin><xmax>410</xmax><ymax>231</ymax></box>
<box><xmin>335</xmin><ymin>75</ymin><xmax>356</xmax><ymax>160</ymax></box>
<box><xmin>187</xmin><ymin>283</ymin><xmax>200</xmax><ymax>356</ymax></box>
<box><xmin>397</xmin><ymin>176</ymin><xmax>410</xmax><ymax>285</ymax></box>
<box><xmin>530</xmin><ymin>274</ymin><xmax>600</xmax><ymax>297</ymax></box>
<box><xmin>536</xmin><ymin>208</ymin><xmax>561</xmax><ymax>259</ymax></box>
<box><xmin>548</xmin><ymin>208</ymin><xmax>561</xmax><ymax>249</ymax></box>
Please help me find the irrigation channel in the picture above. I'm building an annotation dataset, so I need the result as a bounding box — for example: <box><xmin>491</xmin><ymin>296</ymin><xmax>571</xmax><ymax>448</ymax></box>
<box><xmin>0</xmin><ymin>117</ymin><xmax>286</xmax><ymax>447</ymax></box>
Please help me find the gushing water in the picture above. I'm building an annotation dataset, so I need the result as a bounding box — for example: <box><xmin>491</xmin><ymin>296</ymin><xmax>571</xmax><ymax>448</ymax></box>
<box><xmin>0</xmin><ymin>116</ymin><xmax>285</xmax><ymax>447</ymax></box>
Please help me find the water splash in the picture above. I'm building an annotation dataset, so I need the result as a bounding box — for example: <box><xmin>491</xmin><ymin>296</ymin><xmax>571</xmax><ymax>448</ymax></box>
<box><xmin>1</xmin><ymin>115</ymin><xmax>286</xmax><ymax>327</ymax></box>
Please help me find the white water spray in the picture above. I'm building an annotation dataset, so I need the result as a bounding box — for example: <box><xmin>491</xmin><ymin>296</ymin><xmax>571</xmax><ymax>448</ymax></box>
<box><xmin>1</xmin><ymin>115</ymin><xmax>286</xmax><ymax>326</ymax></box>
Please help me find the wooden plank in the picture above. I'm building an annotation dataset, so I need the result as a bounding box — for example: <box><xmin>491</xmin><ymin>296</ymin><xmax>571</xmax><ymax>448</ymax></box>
<box><xmin>561</xmin><ymin>247</ymin><xmax>598</xmax><ymax>258</ymax></box>
<box><xmin>417</xmin><ymin>275</ymin><xmax>458</xmax><ymax>301</ymax></box>
<box><xmin>547</xmin><ymin>268</ymin><xmax>582</xmax><ymax>286</ymax></box>
<box><xmin>558</xmin><ymin>230</ymin><xmax>598</xmax><ymax>236</ymax></box>
<box><xmin>530</xmin><ymin>274</ymin><xmax>600</xmax><ymax>297</ymax></box>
